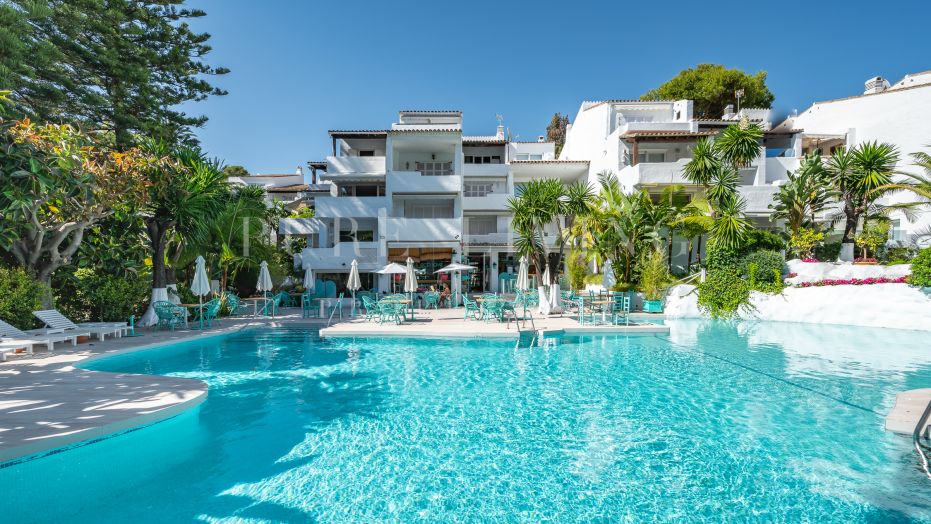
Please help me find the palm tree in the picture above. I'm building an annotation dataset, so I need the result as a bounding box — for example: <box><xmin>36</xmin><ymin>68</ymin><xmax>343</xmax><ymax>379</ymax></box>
<box><xmin>714</xmin><ymin>121</ymin><xmax>764</xmax><ymax>169</ymax></box>
<box><xmin>824</xmin><ymin>142</ymin><xmax>899</xmax><ymax>249</ymax></box>
<box><xmin>508</xmin><ymin>178</ymin><xmax>594</xmax><ymax>297</ymax></box>
<box><xmin>769</xmin><ymin>153</ymin><xmax>833</xmax><ymax>235</ymax></box>
<box><xmin>875</xmin><ymin>146</ymin><xmax>931</xmax><ymax>201</ymax></box>
<box><xmin>138</xmin><ymin>142</ymin><xmax>228</xmax><ymax>324</ymax></box>
<box><xmin>680</xmin><ymin>195</ymin><xmax>751</xmax><ymax>250</ymax></box>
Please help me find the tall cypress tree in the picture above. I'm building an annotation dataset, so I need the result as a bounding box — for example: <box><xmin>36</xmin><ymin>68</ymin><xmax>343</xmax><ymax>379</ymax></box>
<box><xmin>0</xmin><ymin>0</ymin><xmax>228</xmax><ymax>148</ymax></box>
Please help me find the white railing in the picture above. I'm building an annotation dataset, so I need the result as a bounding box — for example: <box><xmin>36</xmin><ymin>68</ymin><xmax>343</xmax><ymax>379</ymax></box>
<box><xmin>314</xmin><ymin>196</ymin><xmax>389</xmax><ymax>217</ymax></box>
<box><xmin>385</xmin><ymin>217</ymin><xmax>460</xmax><ymax>242</ymax></box>
<box><xmin>415</xmin><ymin>161</ymin><xmax>454</xmax><ymax>176</ymax></box>
<box><xmin>326</xmin><ymin>155</ymin><xmax>386</xmax><ymax>175</ymax></box>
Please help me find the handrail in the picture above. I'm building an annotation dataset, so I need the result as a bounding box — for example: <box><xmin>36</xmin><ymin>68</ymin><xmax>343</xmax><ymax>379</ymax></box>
<box><xmin>913</xmin><ymin>398</ymin><xmax>931</xmax><ymax>480</ymax></box>
<box><xmin>670</xmin><ymin>269</ymin><xmax>706</xmax><ymax>286</ymax></box>
<box><xmin>326</xmin><ymin>297</ymin><xmax>343</xmax><ymax>327</ymax></box>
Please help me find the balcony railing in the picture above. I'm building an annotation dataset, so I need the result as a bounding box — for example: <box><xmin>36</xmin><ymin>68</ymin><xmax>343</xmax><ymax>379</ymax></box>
<box><xmin>415</xmin><ymin>161</ymin><xmax>454</xmax><ymax>176</ymax></box>
<box><xmin>326</xmin><ymin>155</ymin><xmax>386</xmax><ymax>175</ymax></box>
<box><xmin>314</xmin><ymin>196</ymin><xmax>389</xmax><ymax>218</ymax></box>
<box><xmin>384</xmin><ymin>217</ymin><xmax>460</xmax><ymax>242</ymax></box>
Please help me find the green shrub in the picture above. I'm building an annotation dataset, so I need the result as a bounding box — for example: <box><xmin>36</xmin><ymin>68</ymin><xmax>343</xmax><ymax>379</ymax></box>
<box><xmin>637</xmin><ymin>249</ymin><xmax>671</xmax><ymax>301</ymax></box>
<box><xmin>566</xmin><ymin>250</ymin><xmax>588</xmax><ymax>291</ymax></box>
<box><xmin>0</xmin><ymin>268</ymin><xmax>48</xmax><ymax>330</ymax></box>
<box><xmin>907</xmin><ymin>248</ymin><xmax>931</xmax><ymax>287</ymax></box>
<box><xmin>583</xmin><ymin>274</ymin><xmax>603</xmax><ymax>286</ymax></box>
<box><xmin>705</xmin><ymin>242</ymin><xmax>741</xmax><ymax>271</ymax></box>
<box><xmin>814</xmin><ymin>242</ymin><xmax>842</xmax><ymax>262</ymax></box>
<box><xmin>789</xmin><ymin>228</ymin><xmax>824</xmax><ymax>259</ymax></box>
<box><xmin>854</xmin><ymin>221</ymin><xmax>889</xmax><ymax>259</ymax></box>
<box><xmin>741</xmin><ymin>250</ymin><xmax>785</xmax><ymax>284</ymax></box>
<box><xmin>697</xmin><ymin>269</ymin><xmax>751</xmax><ymax>319</ymax></box>
<box><xmin>56</xmin><ymin>269</ymin><xmax>150</xmax><ymax>322</ymax></box>
<box><xmin>878</xmin><ymin>246</ymin><xmax>916</xmax><ymax>265</ymax></box>
<box><xmin>742</xmin><ymin>229</ymin><xmax>786</xmax><ymax>254</ymax></box>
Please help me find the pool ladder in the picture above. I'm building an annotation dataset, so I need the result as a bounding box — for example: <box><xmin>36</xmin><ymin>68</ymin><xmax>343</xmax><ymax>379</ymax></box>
<box><xmin>913</xmin><ymin>398</ymin><xmax>931</xmax><ymax>480</ymax></box>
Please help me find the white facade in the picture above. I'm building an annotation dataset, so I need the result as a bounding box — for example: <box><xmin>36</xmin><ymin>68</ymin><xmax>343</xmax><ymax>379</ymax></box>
<box><xmin>772</xmin><ymin>71</ymin><xmax>931</xmax><ymax>244</ymax></box>
<box><xmin>560</xmin><ymin>99</ymin><xmax>780</xmax><ymax>270</ymax></box>
<box><xmin>280</xmin><ymin>111</ymin><xmax>589</xmax><ymax>294</ymax></box>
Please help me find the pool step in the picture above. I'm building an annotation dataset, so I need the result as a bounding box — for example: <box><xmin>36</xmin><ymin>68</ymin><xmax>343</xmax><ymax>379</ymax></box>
<box><xmin>886</xmin><ymin>388</ymin><xmax>931</xmax><ymax>436</ymax></box>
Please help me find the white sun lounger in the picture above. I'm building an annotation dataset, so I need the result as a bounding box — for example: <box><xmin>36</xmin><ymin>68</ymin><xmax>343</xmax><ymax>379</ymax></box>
<box><xmin>33</xmin><ymin>310</ymin><xmax>126</xmax><ymax>341</ymax></box>
<box><xmin>0</xmin><ymin>340</ymin><xmax>33</xmax><ymax>361</ymax></box>
<box><xmin>0</xmin><ymin>319</ymin><xmax>85</xmax><ymax>352</ymax></box>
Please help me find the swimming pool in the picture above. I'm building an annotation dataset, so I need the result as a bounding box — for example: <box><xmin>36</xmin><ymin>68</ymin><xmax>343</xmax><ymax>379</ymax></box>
<box><xmin>4</xmin><ymin>321</ymin><xmax>931</xmax><ymax>522</ymax></box>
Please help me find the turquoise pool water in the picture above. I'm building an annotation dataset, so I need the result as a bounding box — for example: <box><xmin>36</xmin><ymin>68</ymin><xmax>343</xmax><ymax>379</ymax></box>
<box><xmin>4</xmin><ymin>321</ymin><xmax>931</xmax><ymax>522</ymax></box>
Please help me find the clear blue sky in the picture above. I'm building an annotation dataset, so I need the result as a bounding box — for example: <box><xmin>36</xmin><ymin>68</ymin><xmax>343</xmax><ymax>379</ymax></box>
<box><xmin>184</xmin><ymin>0</ymin><xmax>931</xmax><ymax>174</ymax></box>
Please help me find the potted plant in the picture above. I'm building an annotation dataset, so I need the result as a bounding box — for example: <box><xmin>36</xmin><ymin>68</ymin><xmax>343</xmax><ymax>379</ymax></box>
<box><xmin>638</xmin><ymin>249</ymin><xmax>670</xmax><ymax>313</ymax></box>
<box><xmin>854</xmin><ymin>221</ymin><xmax>888</xmax><ymax>265</ymax></box>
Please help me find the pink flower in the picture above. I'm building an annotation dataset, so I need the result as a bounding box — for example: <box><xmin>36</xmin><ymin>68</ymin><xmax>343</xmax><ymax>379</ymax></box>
<box><xmin>802</xmin><ymin>258</ymin><xmax>819</xmax><ymax>263</ymax></box>
<box><xmin>791</xmin><ymin>275</ymin><xmax>907</xmax><ymax>288</ymax></box>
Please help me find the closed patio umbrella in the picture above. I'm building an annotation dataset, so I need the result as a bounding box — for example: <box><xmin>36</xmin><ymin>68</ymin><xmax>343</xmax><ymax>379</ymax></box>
<box><xmin>404</xmin><ymin>257</ymin><xmax>418</xmax><ymax>318</ymax></box>
<box><xmin>516</xmin><ymin>256</ymin><xmax>529</xmax><ymax>292</ymax></box>
<box><xmin>347</xmin><ymin>259</ymin><xmax>361</xmax><ymax>317</ymax></box>
<box><xmin>602</xmin><ymin>259</ymin><xmax>616</xmax><ymax>290</ymax></box>
<box><xmin>257</xmin><ymin>261</ymin><xmax>273</xmax><ymax>317</ymax></box>
<box><xmin>191</xmin><ymin>255</ymin><xmax>211</xmax><ymax>330</ymax></box>
<box><xmin>303</xmin><ymin>265</ymin><xmax>314</xmax><ymax>292</ymax></box>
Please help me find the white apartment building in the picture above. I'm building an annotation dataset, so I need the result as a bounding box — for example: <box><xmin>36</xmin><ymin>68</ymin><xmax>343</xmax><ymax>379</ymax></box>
<box><xmin>772</xmin><ymin>71</ymin><xmax>931</xmax><ymax>247</ymax></box>
<box><xmin>559</xmin><ymin>98</ymin><xmax>780</xmax><ymax>269</ymax></box>
<box><xmin>279</xmin><ymin>110</ymin><xmax>589</xmax><ymax>295</ymax></box>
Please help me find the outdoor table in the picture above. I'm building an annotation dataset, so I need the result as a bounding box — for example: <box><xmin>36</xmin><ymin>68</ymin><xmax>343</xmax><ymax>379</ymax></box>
<box><xmin>380</xmin><ymin>298</ymin><xmax>412</xmax><ymax>320</ymax></box>
<box><xmin>241</xmin><ymin>297</ymin><xmax>270</xmax><ymax>318</ymax></box>
<box><xmin>591</xmin><ymin>299</ymin><xmax>613</xmax><ymax>324</ymax></box>
<box><xmin>181</xmin><ymin>303</ymin><xmax>207</xmax><ymax>329</ymax></box>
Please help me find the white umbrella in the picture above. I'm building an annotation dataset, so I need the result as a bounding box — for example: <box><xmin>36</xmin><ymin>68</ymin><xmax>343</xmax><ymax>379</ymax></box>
<box><xmin>191</xmin><ymin>255</ymin><xmax>211</xmax><ymax>330</ymax></box>
<box><xmin>436</xmin><ymin>262</ymin><xmax>477</xmax><ymax>307</ymax></box>
<box><xmin>516</xmin><ymin>256</ymin><xmax>529</xmax><ymax>292</ymax></box>
<box><xmin>602</xmin><ymin>259</ymin><xmax>616</xmax><ymax>290</ymax></box>
<box><xmin>376</xmin><ymin>262</ymin><xmax>407</xmax><ymax>293</ymax></box>
<box><xmin>539</xmin><ymin>263</ymin><xmax>552</xmax><ymax>315</ymax></box>
<box><xmin>257</xmin><ymin>261</ymin><xmax>274</xmax><ymax>317</ymax></box>
<box><xmin>404</xmin><ymin>257</ymin><xmax>418</xmax><ymax>318</ymax></box>
<box><xmin>347</xmin><ymin>259</ymin><xmax>362</xmax><ymax>317</ymax></box>
<box><xmin>303</xmin><ymin>266</ymin><xmax>314</xmax><ymax>291</ymax></box>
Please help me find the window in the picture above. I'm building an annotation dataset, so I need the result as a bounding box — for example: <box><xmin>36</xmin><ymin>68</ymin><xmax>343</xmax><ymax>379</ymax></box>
<box><xmin>638</xmin><ymin>151</ymin><xmax>665</xmax><ymax>163</ymax></box>
<box><xmin>358</xmin><ymin>150</ymin><xmax>375</xmax><ymax>157</ymax></box>
<box><xmin>465</xmin><ymin>155</ymin><xmax>502</xmax><ymax>164</ymax></box>
<box><xmin>466</xmin><ymin>216</ymin><xmax>497</xmax><ymax>235</ymax></box>
<box><xmin>339</xmin><ymin>229</ymin><xmax>374</xmax><ymax>242</ymax></box>
<box><xmin>514</xmin><ymin>153</ymin><xmax>543</xmax><ymax>161</ymax></box>
<box><xmin>464</xmin><ymin>182</ymin><xmax>495</xmax><ymax>197</ymax></box>
<box><xmin>649</xmin><ymin>193</ymin><xmax>692</xmax><ymax>207</ymax></box>
<box><xmin>404</xmin><ymin>200</ymin><xmax>454</xmax><ymax>219</ymax></box>
<box><xmin>354</xmin><ymin>185</ymin><xmax>379</xmax><ymax>197</ymax></box>
<box><xmin>891</xmin><ymin>219</ymin><xmax>905</xmax><ymax>242</ymax></box>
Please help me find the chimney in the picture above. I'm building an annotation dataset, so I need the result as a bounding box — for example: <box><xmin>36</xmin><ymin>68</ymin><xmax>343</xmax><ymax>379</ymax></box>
<box><xmin>296</xmin><ymin>166</ymin><xmax>304</xmax><ymax>176</ymax></box>
<box><xmin>537</xmin><ymin>135</ymin><xmax>545</xmax><ymax>143</ymax></box>
<box><xmin>864</xmin><ymin>76</ymin><xmax>890</xmax><ymax>95</ymax></box>
<box><xmin>722</xmin><ymin>104</ymin><xmax>735</xmax><ymax>119</ymax></box>
<box><xmin>496</xmin><ymin>124</ymin><xmax>505</xmax><ymax>140</ymax></box>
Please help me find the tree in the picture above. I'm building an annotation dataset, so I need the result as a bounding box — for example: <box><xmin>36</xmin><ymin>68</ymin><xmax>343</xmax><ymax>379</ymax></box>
<box><xmin>0</xmin><ymin>118</ymin><xmax>148</xmax><ymax>302</ymax></box>
<box><xmin>508</xmin><ymin>178</ymin><xmax>594</xmax><ymax>312</ymax></box>
<box><xmin>1</xmin><ymin>0</ymin><xmax>228</xmax><ymax>148</ymax></box>
<box><xmin>641</xmin><ymin>64</ymin><xmax>775</xmax><ymax>119</ymax></box>
<box><xmin>769</xmin><ymin>153</ymin><xmax>833</xmax><ymax>235</ymax></box>
<box><xmin>137</xmin><ymin>142</ymin><xmax>228</xmax><ymax>324</ymax></box>
<box><xmin>546</xmin><ymin>113</ymin><xmax>569</xmax><ymax>157</ymax></box>
<box><xmin>223</xmin><ymin>165</ymin><xmax>250</xmax><ymax>178</ymax></box>
<box><xmin>824</xmin><ymin>142</ymin><xmax>899</xmax><ymax>250</ymax></box>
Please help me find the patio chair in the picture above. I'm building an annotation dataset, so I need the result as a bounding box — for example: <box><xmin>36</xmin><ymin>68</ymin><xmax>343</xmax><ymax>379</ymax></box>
<box><xmin>423</xmin><ymin>291</ymin><xmax>440</xmax><ymax>309</ymax></box>
<box><xmin>377</xmin><ymin>301</ymin><xmax>404</xmax><ymax>325</ymax></box>
<box><xmin>33</xmin><ymin>309</ymin><xmax>126</xmax><ymax>340</ymax></box>
<box><xmin>462</xmin><ymin>296</ymin><xmax>481</xmax><ymax>320</ymax></box>
<box><xmin>302</xmin><ymin>293</ymin><xmax>321</xmax><ymax>318</ymax></box>
<box><xmin>224</xmin><ymin>293</ymin><xmax>249</xmax><ymax>316</ymax></box>
<box><xmin>611</xmin><ymin>295</ymin><xmax>631</xmax><ymax>326</ymax></box>
<box><xmin>275</xmin><ymin>291</ymin><xmax>295</xmax><ymax>308</ymax></box>
<box><xmin>0</xmin><ymin>318</ymin><xmax>84</xmax><ymax>353</ymax></box>
<box><xmin>153</xmin><ymin>301</ymin><xmax>189</xmax><ymax>331</ymax></box>
<box><xmin>193</xmin><ymin>298</ymin><xmax>222</xmax><ymax>328</ymax></box>
<box><xmin>360</xmin><ymin>295</ymin><xmax>378</xmax><ymax>321</ymax></box>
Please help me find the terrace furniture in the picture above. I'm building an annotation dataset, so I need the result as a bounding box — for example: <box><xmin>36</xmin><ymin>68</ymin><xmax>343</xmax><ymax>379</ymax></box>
<box><xmin>0</xmin><ymin>319</ymin><xmax>84</xmax><ymax>352</ymax></box>
<box><xmin>360</xmin><ymin>296</ymin><xmax>378</xmax><ymax>321</ymax></box>
<box><xmin>224</xmin><ymin>293</ymin><xmax>251</xmax><ymax>316</ymax></box>
<box><xmin>462</xmin><ymin>296</ymin><xmax>481</xmax><ymax>320</ymax></box>
<box><xmin>302</xmin><ymin>293</ymin><xmax>321</xmax><ymax>318</ymax></box>
<box><xmin>33</xmin><ymin>309</ymin><xmax>126</xmax><ymax>341</ymax></box>
<box><xmin>275</xmin><ymin>291</ymin><xmax>295</xmax><ymax>308</ymax></box>
<box><xmin>423</xmin><ymin>291</ymin><xmax>440</xmax><ymax>309</ymax></box>
<box><xmin>376</xmin><ymin>301</ymin><xmax>405</xmax><ymax>325</ymax></box>
<box><xmin>193</xmin><ymin>298</ymin><xmax>222</xmax><ymax>328</ymax></box>
<box><xmin>258</xmin><ymin>293</ymin><xmax>282</xmax><ymax>317</ymax></box>
<box><xmin>153</xmin><ymin>301</ymin><xmax>189</xmax><ymax>331</ymax></box>
<box><xmin>0</xmin><ymin>340</ymin><xmax>33</xmax><ymax>361</ymax></box>
<box><xmin>611</xmin><ymin>295</ymin><xmax>631</xmax><ymax>326</ymax></box>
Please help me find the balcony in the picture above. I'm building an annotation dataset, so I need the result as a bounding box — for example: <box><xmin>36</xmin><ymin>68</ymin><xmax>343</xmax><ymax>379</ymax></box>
<box><xmin>314</xmin><ymin>196</ymin><xmax>389</xmax><ymax>218</ymax></box>
<box><xmin>462</xmin><ymin>163</ymin><xmax>508</xmax><ymax>177</ymax></box>
<box><xmin>621</xmin><ymin>159</ymin><xmax>691</xmax><ymax>186</ymax></box>
<box><xmin>299</xmin><ymin>244</ymin><xmax>383</xmax><ymax>270</ymax></box>
<box><xmin>325</xmin><ymin>155</ymin><xmax>386</xmax><ymax>176</ymax></box>
<box><xmin>464</xmin><ymin>231</ymin><xmax>558</xmax><ymax>247</ymax></box>
<box><xmin>384</xmin><ymin>217</ymin><xmax>461</xmax><ymax>242</ymax></box>
<box><xmin>389</xmin><ymin>171</ymin><xmax>462</xmax><ymax>194</ymax></box>
<box><xmin>616</xmin><ymin>121</ymin><xmax>693</xmax><ymax>135</ymax></box>
<box><xmin>279</xmin><ymin>217</ymin><xmax>326</xmax><ymax>236</ymax></box>
<box><xmin>462</xmin><ymin>193</ymin><xmax>511</xmax><ymax>211</ymax></box>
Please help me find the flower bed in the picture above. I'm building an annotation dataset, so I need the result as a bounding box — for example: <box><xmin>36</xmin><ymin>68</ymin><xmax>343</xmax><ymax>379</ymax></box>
<box><xmin>794</xmin><ymin>276</ymin><xmax>907</xmax><ymax>288</ymax></box>
<box><xmin>801</xmin><ymin>258</ymin><xmax>820</xmax><ymax>263</ymax></box>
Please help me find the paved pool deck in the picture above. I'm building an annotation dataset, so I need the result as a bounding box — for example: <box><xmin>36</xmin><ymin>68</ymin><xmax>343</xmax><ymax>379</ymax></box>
<box><xmin>0</xmin><ymin>308</ymin><xmax>666</xmax><ymax>463</ymax></box>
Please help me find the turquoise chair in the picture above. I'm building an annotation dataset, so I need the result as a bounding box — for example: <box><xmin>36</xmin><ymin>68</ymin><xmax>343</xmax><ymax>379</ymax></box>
<box><xmin>377</xmin><ymin>300</ymin><xmax>404</xmax><ymax>324</ymax></box>
<box><xmin>153</xmin><ymin>301</ymin><xmax>188</xmax><ymax>331</ymax></box>
<box><xmin>423</xmin><ymin>291</ymin><xmax>440</xmax><ymax>309</ymax></box>
<box><xmin>462</xmin><ymin>296</ymin><xmax>481</xmax><ymax>320</ymax></box>
<box><xmin>361</xmin><ymin>295</ymin><xmax>378</xmax><ymax>321</ymax></box>
<box><xmin>194</xmin><ymin>298</ymin><xmax>222</xmax><ymax>328</ymax></box>
<box><xmin>611</xmin><ymin>295</ymin><xmax>631</xmax><ymax>326</ymax></box>
<box><xmin>301</xmin><ymin>293</ymin><xmax>320</xmax><ymax>318</ymax></box>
